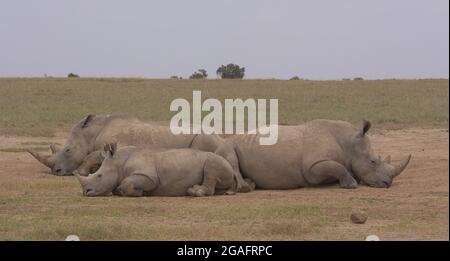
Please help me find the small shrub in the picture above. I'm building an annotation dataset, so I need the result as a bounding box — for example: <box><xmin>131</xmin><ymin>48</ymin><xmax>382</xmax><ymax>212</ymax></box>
<box><xmin>189</xmin><ymin>69</ymin><xmax>208</xmax><ymax>79</ymax></box>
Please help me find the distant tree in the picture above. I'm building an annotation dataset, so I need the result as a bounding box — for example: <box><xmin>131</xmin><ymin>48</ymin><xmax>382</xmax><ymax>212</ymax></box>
<box><xmin>216</xmin><ymin>64</ymin><xmax>245</xmax><ymax>79</ymax></box>
<box><xmin>198</xmin><ymin>69</ymin><xmax>207</xmax><ymax>78</ymax></box>
<box><xmin>342</xmin><ymin>78</ymin><xmax>351</xmax><ymax>81</ymax></box>
<box><xmin>170</xmin><ymin>76</ymin><xmax>182</xmax><ymax>79</ymax></box>
<box><xmin>189</xmin><ymin>69</ymin><xmax>208</xmax><ymax>79</ymax></box>
<box><xmin>289</xmin><ymin>76</ymin><xmax>301</xmax><ymax>80</ymax></box>
<box><xmin>68</xmin><ymin>73</ymin><xmax>79</xmax><ymax>78</ymax></box>
<box><xmin>353</xmin><ymin>77</ymin><xmax>364</xmax><ymax>81</ymax></box>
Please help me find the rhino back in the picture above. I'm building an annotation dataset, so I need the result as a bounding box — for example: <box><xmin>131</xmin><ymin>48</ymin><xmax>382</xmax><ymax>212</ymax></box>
<box><xmin>93</xmin><ymin>119</ymin><xmax>195</xmax><ymax>150</ymax></box>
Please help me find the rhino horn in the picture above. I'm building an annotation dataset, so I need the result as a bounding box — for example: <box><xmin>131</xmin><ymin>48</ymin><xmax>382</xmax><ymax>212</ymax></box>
<box><xmin>50</xmin><ymin>143</ymin><xmax>62</xmax><ymax>154</ymax></box>
<box><xmin>384</xmin><ymin>155</ymin><xmax>391</xmax><ymax>164</ymax></box>
<box><xmin>74</xmin><ymin>173</ymin><xmax>88</xmax><ymax>188</ymax></box>
<box><xmin>27</xmin><ymin>149</ymin><xmax>55</xmax><ymax>169</ymax></box>
<box><xmin>392</xmin><ymin>154</ymin><xmax>412</xmax><ymax>177</ymax></box>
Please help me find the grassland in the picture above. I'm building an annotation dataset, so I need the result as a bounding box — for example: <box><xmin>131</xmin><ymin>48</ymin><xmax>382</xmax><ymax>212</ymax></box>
<box><xmin>0</xmin><ymin>78</ymin><xmax>448</xmax><ymax>240</ymax></box>
<box><xmin>0</xmin><ymin>78</ymin><xmax>448</xmax><ymax>136</ymax></box>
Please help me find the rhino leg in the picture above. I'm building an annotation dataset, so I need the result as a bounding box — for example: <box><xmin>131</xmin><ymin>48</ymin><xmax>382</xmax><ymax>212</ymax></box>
<box><xmin>191</xmin><ymin>134</ymin><xmax>254</xmax><ymax>192</ymax></box>
<box><xmin>214</xmin><ymin>141</ymin><xmax>255</xmax><ymax>193</ymax></box>
<box><xmin>306</xmin><ymin>160</ymin><xmax>358</xmax><ymax>189</ymax></box>
<box><xmin>187</xmin><ymin>154</ymin><xmax>236</xmax><ymax>197</ymax></box>
<box><xmin>114</xmin><ymin>174</ymin><xmax>157</xmax><ymax>197</ymax></box>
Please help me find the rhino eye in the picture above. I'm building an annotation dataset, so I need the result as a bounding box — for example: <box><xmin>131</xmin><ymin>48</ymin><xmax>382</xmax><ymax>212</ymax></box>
<box><xmin>65</xmin><ymin>148</ymin><xmax>71</xmax><ymax>153</ymax></box>
<box><xmin>97</xmin><ymin>174</ymin><xmax>102</xmax><ymax>178</ymax></box>
<box><xmin>370</xmin><ymin>160</ymin><xmax>377</xmax><ymax>166</ymax></box>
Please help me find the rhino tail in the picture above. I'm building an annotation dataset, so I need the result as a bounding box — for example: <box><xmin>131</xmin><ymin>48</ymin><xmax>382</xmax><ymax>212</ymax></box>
<box><xmin>224</xmin><ymin>174</ymin><xmax>239</xmax><ymax>195</ymax></box>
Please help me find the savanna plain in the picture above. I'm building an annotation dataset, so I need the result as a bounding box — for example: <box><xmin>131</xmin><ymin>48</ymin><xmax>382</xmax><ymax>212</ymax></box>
<box><xmin>0</xmin><ymin>78</ymin><xmax>448</xmax><ymax>240</ymax></box>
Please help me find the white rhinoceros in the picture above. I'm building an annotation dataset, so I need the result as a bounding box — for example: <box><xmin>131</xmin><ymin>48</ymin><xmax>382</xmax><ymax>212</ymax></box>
<box><xmin>217</xmin><ymin>119</ymin><xmax>411</xmax><ymax>189</ymax></box>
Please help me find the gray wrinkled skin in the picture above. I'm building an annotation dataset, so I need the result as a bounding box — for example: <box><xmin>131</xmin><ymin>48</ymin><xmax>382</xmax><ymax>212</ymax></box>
<box><xmin>219</xmin><ymin>119</ymin><xmax>411</xmax><ymax>189</ymax></box>
<box><xmin>75</xmin><ymin>145</ymin><xmax>236</xmax><ymax>197</ymax></box>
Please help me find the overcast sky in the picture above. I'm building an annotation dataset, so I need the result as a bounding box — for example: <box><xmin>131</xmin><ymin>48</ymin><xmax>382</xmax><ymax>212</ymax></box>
<box><xmin>0</xmin><ymin>0</ymin><xmax>448</xmax><ymax>79</ymax></box>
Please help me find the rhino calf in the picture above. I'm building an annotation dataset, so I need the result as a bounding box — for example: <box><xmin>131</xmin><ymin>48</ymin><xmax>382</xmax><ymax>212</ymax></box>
<box><xmin>75</xmin><ymin>144</ymin><xmax>236</xmax><ymax>197</ymax></box>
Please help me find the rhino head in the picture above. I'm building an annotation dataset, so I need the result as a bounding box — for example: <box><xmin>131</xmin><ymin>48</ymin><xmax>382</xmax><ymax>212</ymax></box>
<box><xmin>28</xmin><ymin>115</ymin><xmax>101</xmax><ymax>176</ymax></box>
<box><xmin>349</xmin><ymin>120</ymin><xmax>411</xmax><ymax>188</ymax></box>
<box><xmin>75</xmin><ymin>143</ymin><xmax>120</xmax><ymax>196</ymax></box>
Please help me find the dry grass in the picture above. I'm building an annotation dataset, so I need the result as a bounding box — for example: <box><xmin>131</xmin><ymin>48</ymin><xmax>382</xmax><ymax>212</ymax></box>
<box><xmin>0</xmin><ymin>147</ymin><xmax>49</xmax><ymax>153</ymax></box>
<box><xmin>0</xmin><ymin>78</ymin><xmax>448</xmax><ymax>136</ymax></box>
<box><xmin>0</xmin><ymin>174</ymin><xmax>327</xmax><ymax>240</ymax></box>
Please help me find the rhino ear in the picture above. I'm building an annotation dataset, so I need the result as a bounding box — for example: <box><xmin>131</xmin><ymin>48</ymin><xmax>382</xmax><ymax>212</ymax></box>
<box><xmin>103</xmin><ymin>143</ymin><xmax>117</xmax><ymax>157</ymax></box>
<box><xmin>81</xmin><ymin>114</ymin><xmax>94</xmax><ymax>128</ymax></box>
<box><xmin>110</xmin><ymin>143</ymin><xmax>117</xmax><ymax>156</ymax></box>
<box><xmin>50</xmin><ymin>143</ymin><xmax>62</xmax><ymax>154</ymax></box>
<box><xmin>360</xmin><ymin>120</ymin><xmax>371</xmax><ymax>136</ymax></box>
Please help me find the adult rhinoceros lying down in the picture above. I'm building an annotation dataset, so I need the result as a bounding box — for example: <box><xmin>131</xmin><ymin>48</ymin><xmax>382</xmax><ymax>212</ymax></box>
<box><xmin>221</xmin><ymin>119</ymin><xmax>411</xmax><ymax>189</ymax></box>
<box><xmin>27</xmin><ymin>114</ymin><xmax>254</xmax><ymax>192</ymax></box>
<box><xmin>75</xmin><ymin>144</ymin><xmax>236</xmax><ymax>197</ymax></box>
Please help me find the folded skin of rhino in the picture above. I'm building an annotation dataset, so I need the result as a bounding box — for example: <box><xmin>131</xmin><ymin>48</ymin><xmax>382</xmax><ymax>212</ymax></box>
<box><xmin>75</xmin><ymin>144</ymin><xmax>237</xmax><ymax>197</ymax></box>
<box><xmin>27</xmin><ymin>114</ymin><xmax>253</xmax><ymax>192</ymax></box>
<box><xmin>222</xmin><ymin>119</ymin><xmax>411</xmax><ymax>189</ymax></box>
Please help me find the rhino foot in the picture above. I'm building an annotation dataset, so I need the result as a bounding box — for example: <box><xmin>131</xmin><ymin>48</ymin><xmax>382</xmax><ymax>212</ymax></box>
<box><xmin>237</xmin><ymin>178</ymin><xmax>256</xmax><ymax>193</ymax></box>
<box><xmin>188</xmin><ymin>185</ymin><xmax>211</xmax><ymax>197</ymax></box>
<box><xmin>339</xmin><ymin>176</ymin><xmax>358</xmax><ymax>189</ymax></box>
<box><xmin>224</xmin><ymin>189</ymin><xmax>236</xmax><ymax>195</ymax></box>
<box><xmin>244</xmin><ymin>178</ymin><xmax>256</xmax><ymax>190</ymax></box>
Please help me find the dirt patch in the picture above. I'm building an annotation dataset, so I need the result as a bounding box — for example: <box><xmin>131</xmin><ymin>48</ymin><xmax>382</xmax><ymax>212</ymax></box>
<box><xmin>0</xmin><ymin>131</ymin><xmax>67</xmax><ymax>148</ymax></box>
<box><xmin>0</xmin><ymin>128</ymin><xmax>448</xmax><ymax>240</ymax></box>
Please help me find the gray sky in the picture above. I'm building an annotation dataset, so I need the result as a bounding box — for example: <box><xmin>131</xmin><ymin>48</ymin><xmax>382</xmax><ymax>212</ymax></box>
<box><xmin>0</xmin><ymin>0</ymin><xmax>448</xmax><ymax>79</ymax></box>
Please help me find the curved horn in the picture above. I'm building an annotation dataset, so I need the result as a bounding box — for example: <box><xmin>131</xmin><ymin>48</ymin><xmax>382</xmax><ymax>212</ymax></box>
<box><xmin>50</xmin><ymin>143</ymin><xmax>62</xmax><ymax>154</ymax></box>
<box><xmin>74</xmin><ymin>173</ymin><xmax>88</xmax><ymax>188</ymax></box>
<box><xmin>27</xmin><ymin>149</ymin><xmax>55</xmax><ymax>168</ymax></box>
<box><xmin>393</xmin><ymin>154</ymin><xmax>412</xmax><ymax>177</ymax></box>
<box><xmin>384</xmin><ymin>155</ymin><xmax>391</xmax><ymax>164</ymax></box>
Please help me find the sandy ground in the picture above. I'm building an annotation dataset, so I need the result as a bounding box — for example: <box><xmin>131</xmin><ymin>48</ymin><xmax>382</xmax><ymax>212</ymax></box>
<box><xmin>0</xmin><ymin>128</ymin><xmax>448</xmax><ymax>240</ymax></box>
